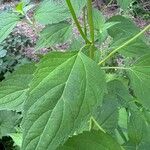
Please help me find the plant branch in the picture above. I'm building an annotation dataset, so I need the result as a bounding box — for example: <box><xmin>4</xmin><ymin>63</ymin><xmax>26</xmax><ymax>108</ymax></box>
<box><xmin>66</xmin><ymin>0</ymin><xmax>91</xmax><ymax>44</ymax></box>
<box><xmin>98</xmin><ymin>24</ymin><xmax>150</xmax><ymax>65</ymax></box>
<box><xmin>101</xmin><ymin>66</ymin><xmax>130</xmax><ymax>70</ymax></box>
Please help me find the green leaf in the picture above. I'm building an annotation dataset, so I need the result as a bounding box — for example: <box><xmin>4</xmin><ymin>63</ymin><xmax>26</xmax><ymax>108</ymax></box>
<box><xmin>94</xmin><ymin>94</ymin><xmax>119</xmax><ymax>133</ymax></box>
<box><xmin>36</xmin><ymin>22</ymin><xmax>72</xmax><ymax>49</ymax></box>
<box><xmin>110</xmin><ymin>36</ymin><xmax>150</xmax><ymax>57</ymax></box>
<box><xmin>123</xmin><ymin>141</ymin><xmax>137</xmax><ymax>150</ymax></box>
<box><xmin>0</xmin><ymin>63</ymin><xmax>36</xmax><ymax>111</ymax></box>
<box><xmin>34</xmin><ymin>0</ymin><xmax>86</xmax><ymax>25</ymax></box>
<box><xmin>0</xmin><ymin>110</ymin><xmax>20</xmax><ymax>138</ymax></box>
<box><xmin>0</xmin><ymin>12</ymin><xmax>20</xmax><ymax>43</ymax></box>
<box><xmin>127</xmin><ymin>111</ymin><xmax>146</xmax><ymax>145</ymax></box>
<box><xmin>106</xmin><ymin>79</ymin><xmax>133</xmax><ymax>107</ymax></box>
<box><xmin>127</xmin><ymin>54</ymin><xmax>150</xmax><ymax>109</ymax></box>
<box><xmin>107</xmin><ymin>16</ymin><xmax>140</xmax><ymax>38</ymax></box>
<box><xmin>57</xmin><ymin>130</ymin><xmax>122</xmax><ymax>150</ymax></box>
<box><xmin>9</xmin><ymin>132</ymin><xmax>23</xmax><ymax>147</ymax></box>
<box><xmin>93</xmin><ymin>8</ymin><xmax>105</xmax><ymax>30</ymax></box>
<box><xmin>68</xmin><ymin>38</ymin><xmax>84</xmax><ymax>51</ymax></box>
<box><xmin>117</xmin><ymin>0</ymin><xmax>132</xmax><ymax>10</ymax></box>
<box><xmin>116</xmin><ymin>108</ymin><xmax>128</xmax><ymax>144</ymax></box>
<box><xmin>107</xmin><ymin>16</ymin><xmax>150</xmax><ymax>56</ymax></box>
<box><xmin>15</xmin><ymin>2</ymin><xmax>24</xmax><ymax>15</ymax></box>
<box><xmin>94</xmin><ymin>79</ymin><xmax>132</xmax><ymax>134</ymax></box>
<box><xmin>22</xmin><ymin>51</ymin><xmax>106</xmax><ymax>150</ymax></box>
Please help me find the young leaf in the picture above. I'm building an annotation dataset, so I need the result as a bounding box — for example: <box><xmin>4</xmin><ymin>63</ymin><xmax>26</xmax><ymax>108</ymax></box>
<box><xmin>127</xmin><ymin>54</ymin><xmax>150</xmax><ymax>109</ymax></box>
<box><xmin>93</xmin><ymin>8</ymin><xmax>108</xmax><ymax>43</ymax></box>
<box><xmin>57</xmin><ymin>130</ymin><xmax>122</xmax><ymax>150</ymax></box>
<box><xmin>0</xmin><ymin>63</ymin><xmax>36</xmax><ymax>111</ymax></box>
<box><xmin>34</xmin><ymin>0</ymin><xmax>86</xmax><ymax>25</ymax></box>
<box><xmin>0</xmin><ymin>12</ymin><xmax>20</xmax><ymax>44</ymax></box>
<box><xmin>22</xmin><ymin>52</ymin><xmax>106</xmax><ymax>150</ymax></box>
<box><xmin>36</xmin><ymin>22</ymin><xmax>72</xmax><ymax>49</ymax></box>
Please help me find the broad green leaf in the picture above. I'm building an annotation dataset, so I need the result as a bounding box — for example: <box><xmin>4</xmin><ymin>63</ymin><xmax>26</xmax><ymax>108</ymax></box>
<box><xmin>57</xmin><ymin>130</ymin><xmax>122</xmax><ymax>150</ymax></box>
<box><xmin>106</xmin><ymin>79</ymin><xmax>133</xmax><ymax>107</ymax></box>
<box><xmin>0</xmin><ymin>12</ymin><xmax>20</xmax><ymax>43</ymax></box>
<box><xmin>127</xmin><ymin>54</ymin><xmax>150</xmax><ymax>109</ymax></box>
<box><xmin>36</xmin><ymin>22</ymin><xmax>72</xmax><ymax>49</ymax></box>
<box><xmin>94</xmin><ymin>79</ymin><xmax>132</xmax><ymax>134</ymax></box>
<box><xmin>22</xmin><ymin>51</ymin><xmax>106</xmax><ymax>150</ymax></box>
<box><xmin>107</xmin><ymin>16</ymin><xmax>140</xmax><ymax>38</ymax></box>
<box><xmin>34</xmin><ymin>0</ymin><xmax>86</xmax><ymax>25</ymax></box>
<box><xmin>110</xmin><ymin>36</ymin><xmax>150</xmax><ymax>57</ymax></box>
<box><xmin>107</xmin><ymin>16</ymin><xmax>150</xmax><ymax>56</ymax></box>
<box><xmin>117</xmin><ymin>0</ymin><xmax>132</xmax><ymax>10</ymax></box>
<box><xmin>0</xmin><ymin>63</ymin><xmax>36</xmax><ymax>111</ymax></box>
<box><xmin>128</xmin><ymin>111</ymin><xmax>146</xmax><ymax>146</ymax></box>
<box><xmin>34</xmin><ymin>0</ymin><xmax>69</xmax><ymax>25</ymax></box>
<box><xmin>94</xmin><ymin>94</ymin><xmax>119</xmax><ymax>133</ymax></box>
<box><xmin>0</xmin><ymin>110</ymin><xmax>20</xmax><ymax>138</ymax></box>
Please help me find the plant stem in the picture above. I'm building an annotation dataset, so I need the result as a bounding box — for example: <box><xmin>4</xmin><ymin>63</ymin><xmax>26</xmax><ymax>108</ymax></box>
<box><xmin>66</xmin><ymin>0</ymin><xmax>91</xmax><ymax>44</ymax></box>
<box><xmin>89</xmin><ymin>116</ymin><xmax>106</xmax><ymax>133</ymax></box>
<box><xmin>101</xmin><ymin>66</ymin><xmax>130</xmax><ymax>70</ymax></box>
<box><xmin>83</xmin><ymin>7</ymin><xmax>87</xmax><ymax>36</ymax></box>
<box><xmin>98</xmin><ymin>24</ymin><xmax>150</xmax><ymax>65</ymax></box>
<box><xmin>87</xmin><ymin>0</ymin><xmax>95</xmax><ymax>44</ymax></box>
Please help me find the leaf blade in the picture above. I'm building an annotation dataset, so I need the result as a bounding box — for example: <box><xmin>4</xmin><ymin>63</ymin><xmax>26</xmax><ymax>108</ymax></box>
<box><xmin>22</xmin><ymin>51</ymin><xmax>106</xmax><ymax>150</ymax></box>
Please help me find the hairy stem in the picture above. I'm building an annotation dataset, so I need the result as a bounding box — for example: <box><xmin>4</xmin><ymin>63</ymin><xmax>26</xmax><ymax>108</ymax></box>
<box><xmin>98</xmin><ymin>24</ymin><xmax>150</xmax><ymax>65</ymax></box>
<box><xmin>66</xmin><ymin>0</ymin><xmax>90</xmax><ymax>44</ymax></box>
<box><xmin>83</xmin><ymin>7</ymin><xmax>87</xmax><ymax>36</ymax></box>
<box><xmin>87</xmin><ymin>0</ymin><xmax>95</xmax><ymax>44</ymax></box>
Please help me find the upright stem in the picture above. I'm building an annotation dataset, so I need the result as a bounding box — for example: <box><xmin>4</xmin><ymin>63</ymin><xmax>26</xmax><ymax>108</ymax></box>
<box><xmin>98</xmin><ymin>24</ymin><xmax>150</xmax><ymax>65</ymax></box>
<box><xmin>83</xmin><ymin>7</ymin><xmax>87</xmax><ymax>36</ymax></box>
<box><xmin>66</xmin><ymin>0</ymin><xmax>91</xmax><ymax>44</ymax></box>
<box><xmin>87</xmin><ymin>0</ymin><xmax>95</xmax><ymax>44</ymax></box>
